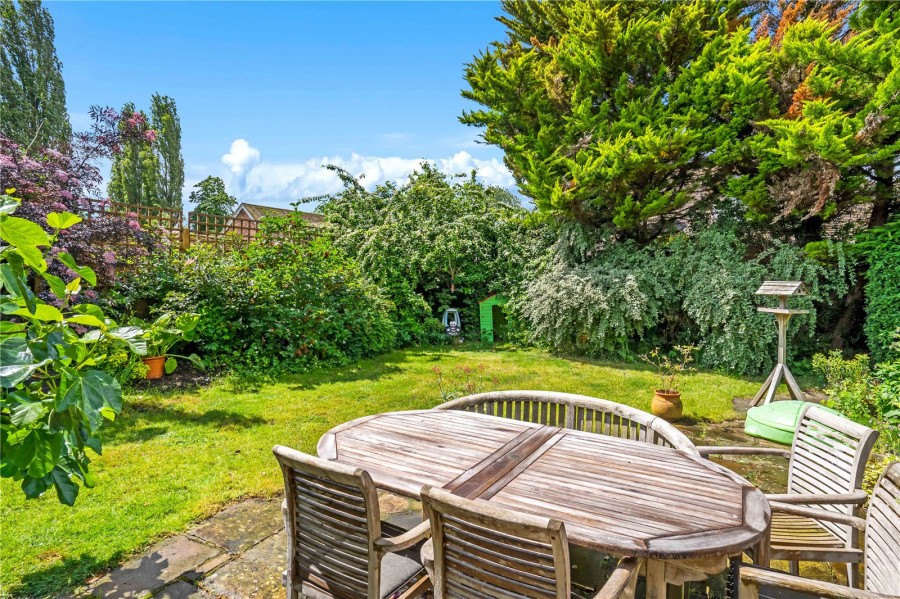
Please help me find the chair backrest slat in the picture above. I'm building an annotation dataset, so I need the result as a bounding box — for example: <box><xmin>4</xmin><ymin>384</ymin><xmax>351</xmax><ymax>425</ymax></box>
<box><xmin>275</xmin><ymin>445</ymin><xmax>381</xmax><ymax>599</ymax></box>
<box><xmin>864</xmin><ymin>461</ymin><xmax>900</xmax><ymax>595</ymax></box>
<box><xmin>423</xmin><ymin>485</ymin><xmax>570</xmax><ymax>599</ymax></box>
<box><xmin>787</xmin><ymin>406</ymin><xmax>879</xmax><ymax>546</ymax></box>
<box><xmin>436</xmin><ymin>390</ymin><xmax>697</xmax><ymax>455</ymax></box>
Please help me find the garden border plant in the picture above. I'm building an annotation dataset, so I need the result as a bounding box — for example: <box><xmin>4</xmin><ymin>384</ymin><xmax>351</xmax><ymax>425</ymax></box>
<box><xmin>1</xmin><ymin>192</ymin><xmax>146</xmax><ymax>505</ymax></box>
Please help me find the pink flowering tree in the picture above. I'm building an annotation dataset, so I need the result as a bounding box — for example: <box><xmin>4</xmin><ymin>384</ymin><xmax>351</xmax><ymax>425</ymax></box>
<box><xmin>0</xmin><ymin>107</ymin><xmax>162</xmax><ymax>296</ymax></box>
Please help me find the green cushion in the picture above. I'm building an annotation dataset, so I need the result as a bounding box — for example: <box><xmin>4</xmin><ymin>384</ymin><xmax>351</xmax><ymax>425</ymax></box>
<box><xmin>744</xmin><ymin>401</ymin><xmax>840</xmax><ymax>446</ymax></box>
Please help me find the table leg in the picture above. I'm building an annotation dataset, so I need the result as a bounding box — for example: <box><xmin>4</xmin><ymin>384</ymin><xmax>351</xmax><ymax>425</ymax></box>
<box><xmin>646</xmin><ymin>560</ymin><xmax>668</xmax><ymax>599</ymax></box>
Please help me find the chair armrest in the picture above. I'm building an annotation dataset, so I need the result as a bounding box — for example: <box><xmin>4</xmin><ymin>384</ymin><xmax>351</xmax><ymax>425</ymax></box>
<box><xmin>769</xmin><ymin>502</ymin><xmax>867</xmax><ymax>530</ymax></box>
<box><xmin>766</xmin><ymin>490</ymin><xmax>868</xmax><ymax>505</ymax></box>
<box><xmin>697</xmin><ymin>446</ymin><xmax>792</xmax><ymax>459</ymax></box>
<box><xmin>592</xmin><ymin>557</ymin><xmax>642</xmax><ymax>599</ymax></box>
<box><xmin>739</xmin><ymin>564</ymin><xmax>894</xmax><ymax>599</ymax></box>
<box><xmin>375</xmin><ymin>520</ymin><xmax>431</xmax><ymax>554</ymax></box>
<box><xmin>420</xmin><ymin>539</ymin><xmax>434</xmax><ymax>580</ymax></box>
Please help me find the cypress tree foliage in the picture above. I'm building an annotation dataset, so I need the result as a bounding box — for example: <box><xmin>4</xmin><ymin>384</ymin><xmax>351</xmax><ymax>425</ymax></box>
<box><xmin>0</xmin><ymin>0</ymin><xmax>71</xmax><ymax>150</ymax></box>
<box><xmin>150</xmin><ymin>94</ymin><xmax>184</xmax><ymax>209</ymax></box>
<box><xmin>108</xmin><ymin>103</ymin><xmax>160</xmax><ymax>206</ymax></box>
<box><xmin>462</xmin><ymin>0</ymin><xmax>898</xmax><ymax>240</ymax></box>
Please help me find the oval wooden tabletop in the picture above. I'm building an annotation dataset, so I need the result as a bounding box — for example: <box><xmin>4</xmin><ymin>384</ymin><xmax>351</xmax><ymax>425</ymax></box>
<box><xmin>317</xmin><ymin>409</ymin><xmax>769</xmax><ymax>559</ymax></box>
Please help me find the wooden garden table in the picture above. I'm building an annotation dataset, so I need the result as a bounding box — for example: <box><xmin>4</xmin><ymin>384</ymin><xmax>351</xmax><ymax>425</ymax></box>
<box><xmin>317</xmin><ymin>409</ymin><xmax>770</xmax><ymax>597</ymax></box>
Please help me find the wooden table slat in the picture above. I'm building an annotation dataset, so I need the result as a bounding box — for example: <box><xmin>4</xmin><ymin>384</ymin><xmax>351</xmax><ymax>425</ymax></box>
<box><xmin>317</xmin><ymin>410</ymin><xmax>769</xmax><ymax>558</ymax></box>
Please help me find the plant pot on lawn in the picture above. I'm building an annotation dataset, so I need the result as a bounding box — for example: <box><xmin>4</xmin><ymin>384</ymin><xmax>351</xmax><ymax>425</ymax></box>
<box><xmin>652</xmin><ymin>390</ymin><xmax>683</xmax><ymax>421</ymax></box>
<box><xmin>641</xmin><ymin>345</ymin><xmax>696</xmax><ymax>422</ymax></box>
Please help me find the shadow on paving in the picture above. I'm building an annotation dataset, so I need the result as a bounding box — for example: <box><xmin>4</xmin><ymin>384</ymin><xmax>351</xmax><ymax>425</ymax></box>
<box><xmin>103</xmin><ymin>403</ymin><xmax>268</xmax><ymax>444</ymax></box>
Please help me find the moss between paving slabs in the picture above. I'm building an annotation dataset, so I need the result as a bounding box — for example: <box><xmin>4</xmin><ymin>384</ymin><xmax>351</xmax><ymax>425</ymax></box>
<box><xmin>2</xmin><ymin>347</ymin><xmax>765</xmax><ymax>597</ymax></box>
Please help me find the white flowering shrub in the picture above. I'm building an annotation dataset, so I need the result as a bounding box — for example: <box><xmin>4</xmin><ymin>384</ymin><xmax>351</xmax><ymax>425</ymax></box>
<box><xmin>514</xmin><ymin>226</ymin><xmax>852</xmax><ymax>374</ymax></box>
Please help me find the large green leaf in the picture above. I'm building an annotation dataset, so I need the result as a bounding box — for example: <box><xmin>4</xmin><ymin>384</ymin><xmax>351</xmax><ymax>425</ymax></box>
<box><xmin>41</xmin><ymin>272</ymin><xmax>67</xmax><ymax>299</ymax></box>
<box><xmin>57</xmin><ymin>252</ymin><xmax>96</xmax><ymax>286</ymax></box>
<box><xmin>66</xmin><ymin>314</ymin><xmax>107</xmax><ymax>330</ymax></box>
<box><xmin>12</xmin><ymin>303</ymin><xmax>63</xmax><ymax>322</ymax></box>
<box><xmin>10</xmin><ymin>398</ymin><xmax>47</xmax><ymax>427</ymax></box>
<box><xmin>0</xmin><ymin>195</ymin><xmax>19</xmax><ymax>215</ymax></box>
<box><xmin>0</xmin><ymin>258</ymin><xmax>36</xmax><ymax>314</ymax></box>
<box><xmin>51</xmin><ymin>467</ymin><xmax>79</xmax><ymax>506</ymax></box>
<box><xmin>46</xmin><ymin>212</ymin><xmax>83</xmax><ymax>230</ymax></box>
<box><xmin>108</xmin><ymin>326</ymin><xmax>147</xmax><ymax>355</ymax></box>
<box><xmin>15</xmin><ymin>244</ymin><xmax>46</xmax><ymax>272</ymax></box>
<box><xmin>21</xmin><ymin>474</ymin><xmax>51</xmax><ymax>499</ymax></box>
<box><xmin>26</xmin><ymin>431</ymin><xmax>63</xmax><ymax>479</ymax></box>
<box><xmin>0</xmin><ymin>337</ymin><xmax>48</xmax><ymax>388</ymax></box>
<box><xmin>58</xmin><ymin>370</ymin><xmax>122</xmax><ymax>432</ymax></box>
<box><xmin>0</xmin><ymin>216</ymin><xmax>51</xmax><ymax>247</ymax></box>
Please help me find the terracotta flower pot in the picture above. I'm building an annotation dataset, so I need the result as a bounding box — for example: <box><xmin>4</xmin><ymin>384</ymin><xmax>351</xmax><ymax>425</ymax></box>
<box><xmin>651</xmin><ymin>390</ymin><xmax>683</xmax><ymax>421</ymax></box>
<box><xmin>143</xmin><ymin>356</ymin><xmax>166</xmax><ymax>379</ymax></box>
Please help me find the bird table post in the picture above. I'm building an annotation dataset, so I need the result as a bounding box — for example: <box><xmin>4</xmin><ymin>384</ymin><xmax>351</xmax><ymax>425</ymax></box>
<box><xmin>751</xmin><ymin>281</ymin><xmax>809</xmax><ymax>407</ymax></box>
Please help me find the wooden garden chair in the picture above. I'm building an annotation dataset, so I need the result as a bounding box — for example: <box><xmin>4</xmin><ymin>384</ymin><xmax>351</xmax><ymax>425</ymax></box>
<box><xmin>734</xmin><ymin>461</ymin><xmax>900</xmax><ymax>599</ymax></box>
<box><xmin>698</xmin><ymin>405</ymin><xmax>880</xmax><ymax>588</ymax></box>
<box><xmin>273</xmin><ymin>445</ymin><xmax>432</xmax><ymax>599</ymax></box>
<box><xmin>437</xmin><ymin>390</ymin><xmax>697</xmax><ymax>455</ymax></box>
<box><xmin>419</xmin><ymin>485</ymin><xmax>643</xmax><ymax>599</ymax></box>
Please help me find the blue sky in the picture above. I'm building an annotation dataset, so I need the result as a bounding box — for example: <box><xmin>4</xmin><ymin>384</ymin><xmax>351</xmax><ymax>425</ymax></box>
<box><xmin>50</xmin><ymin>1</ymin><xmax>512</xmax><ymax>208</ymax></box>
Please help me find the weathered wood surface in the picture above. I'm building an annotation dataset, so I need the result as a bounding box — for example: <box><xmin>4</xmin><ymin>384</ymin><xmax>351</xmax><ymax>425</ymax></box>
<box><xmin>318</xmin><ymin>410</ymin><xmax>769</xmax><ymax>559</ymax></box>
<box><xmin>738</xmin><ymin>461</ymin><xmax>900</xmax><ymax>599</ymax></box>
<box><xmin>755</xmin><ymin>281</ymin><xmax>807</xmax><ymax>296</ymax></box>
<box><xmin>435</xmin><ymin>390</ymin><xmax>698</xmax><ymax>455</ymax></box>
<box><xmin>773</xmin><ymin>405</ymin><xmax>880</xmax><ymax>588</ymax></box>
<box><xmin>273</xmin><ymin>445</ymin><xmax>429</xmax><ymax>599</ymax></box>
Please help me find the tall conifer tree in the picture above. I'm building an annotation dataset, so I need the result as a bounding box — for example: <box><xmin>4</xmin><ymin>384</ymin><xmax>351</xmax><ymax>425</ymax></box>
<box><xmin>150</xmin><ymin>94</ymin><xmax>184</xmax><ymax>209</ymax></box>
<box><xmin>0</xmin><ymin>0</ymin><xmax>71</xmax><ymax>150</ymax></box>
<box><xmin>108</xmin><ymin>103</ymin><xmax>160</xmax><ymax>206</ymax></box>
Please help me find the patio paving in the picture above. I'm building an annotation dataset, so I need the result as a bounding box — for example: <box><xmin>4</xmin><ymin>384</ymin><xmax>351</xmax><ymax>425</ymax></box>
<box><xmin>79</xmin><ymin>493</ymin><xmax>421</xmax><ymax>599</ymax></box>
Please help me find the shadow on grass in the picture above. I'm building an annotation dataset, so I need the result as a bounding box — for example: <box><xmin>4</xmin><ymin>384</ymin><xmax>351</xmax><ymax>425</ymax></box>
<box><xmin>104</xmin><ymin>401</ymin><xmax>268</xmax><ymax>445</ymax></box>
<box><xmin>285</xmin><ymin>350</ymin><xmax>413</xmax><ymax>391</ymax></box>
<box><xmin>13</xmin><ymin>551</ymin><xmax>125</xmax><ymax>599</ymax></box>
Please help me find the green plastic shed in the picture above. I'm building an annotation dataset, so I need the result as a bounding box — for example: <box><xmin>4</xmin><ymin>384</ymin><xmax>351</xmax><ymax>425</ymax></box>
<box><xmin>479</xmin><ymin>294</ymin><xmax>508</xmax><ymax>343</ymax></box>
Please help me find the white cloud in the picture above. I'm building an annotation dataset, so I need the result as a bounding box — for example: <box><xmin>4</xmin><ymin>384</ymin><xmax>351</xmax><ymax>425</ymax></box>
<box><xmin>218</xmin><ymin>140</ymin><xmax>515</xmax><ymax>209</ymax></box>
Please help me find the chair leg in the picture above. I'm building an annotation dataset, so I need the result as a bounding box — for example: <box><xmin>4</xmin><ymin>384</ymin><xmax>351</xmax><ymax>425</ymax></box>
<box><xmin>789</xmin><ymin>561</ymin><xmax>799</xmax><ymax>576</ymax></box>
<box><xmin>847</xmin><ymin>562</ymin><xmax>859</xmax><ymax>589</ymax></box>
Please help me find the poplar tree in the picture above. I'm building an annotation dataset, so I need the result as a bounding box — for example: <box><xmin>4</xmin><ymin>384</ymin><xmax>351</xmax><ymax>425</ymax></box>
<box><xmin>150</xmin><ymin>94</ymin><xmax>184</xmax><ymax>209</ymax></box>
<box><xmin>0</xmin><ymin>0</ymin><xmax>71</xmax><ymax>150</ymax></box>
<box><xmin>108</xmin><ymin>103</ymin><xmax>160</xmax><ymax>206</ymax></box>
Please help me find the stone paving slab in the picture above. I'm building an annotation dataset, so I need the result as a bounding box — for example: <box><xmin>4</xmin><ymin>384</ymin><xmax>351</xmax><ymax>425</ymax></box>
<box><xmin>85</xmin><ymin>535</ymin><xmax>222</xmax><ymax>598</ymax></box>
<box><xmin>154</xmin><ymin>581</ymin><xmax>214</xmax><ymax>599</ymax></box>
<box><xmin>200</xmin><ymin>533</ymin><xmax>286</xmax><ymax>599</ymax></box>
<box><xmin>190</xmin><ymin>498</ymin><xmax>283</xmax><ymax>554</ymax></box>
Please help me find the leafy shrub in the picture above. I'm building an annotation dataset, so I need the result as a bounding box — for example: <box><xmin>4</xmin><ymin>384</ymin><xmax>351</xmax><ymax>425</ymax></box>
<box><xmin>1</xmin><ymin>195</ymin><xmax>146</xmax><ymax>505</ymax></box>
<box><xmin>320</xmin><ymin>165</ymin><xmax>546</xmax><ymax>344</ymax></box>
<box><xmin>812</xmin><ymin>350</ymin><xmax>900</xmax><ymax>455</ymax></box>
<box><xmin>114</xmin><ymin>213</ymin><xmax>395</xmax><ymax>378</ymax></box>
<box><xmin>100</xmin><ymin>346</ymin><xmax>149</xmax><ymax>385</ymax></box>
<box><xmin>515</xmin><ymin>225</ymin><xmax>852</xmax><ymax>373</ymax></box>
<box><xmin>859</xmin><ymin>216</ymin><xmax>900</xmax><ymax>362</ymax></box>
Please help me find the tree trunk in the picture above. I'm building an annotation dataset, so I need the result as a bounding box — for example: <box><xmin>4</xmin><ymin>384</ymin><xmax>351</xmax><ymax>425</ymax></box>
<box><xmin>868</xmin><ymin>159</ymin><xmax>896</xmax><ymax>229</ymax></box>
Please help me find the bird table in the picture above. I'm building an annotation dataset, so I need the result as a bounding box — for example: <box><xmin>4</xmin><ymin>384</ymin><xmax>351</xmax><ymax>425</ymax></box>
<box><xmin>318</xmin><ymin>409</ymin><xmax>770</xmax><ymax>597</ymax></box>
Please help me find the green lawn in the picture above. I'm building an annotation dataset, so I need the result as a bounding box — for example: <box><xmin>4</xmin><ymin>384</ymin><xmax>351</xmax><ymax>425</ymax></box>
<box><xmin>1</xmin><ymin>347</ymin><xmax>760</xmax><ymax>597</ymax></box>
